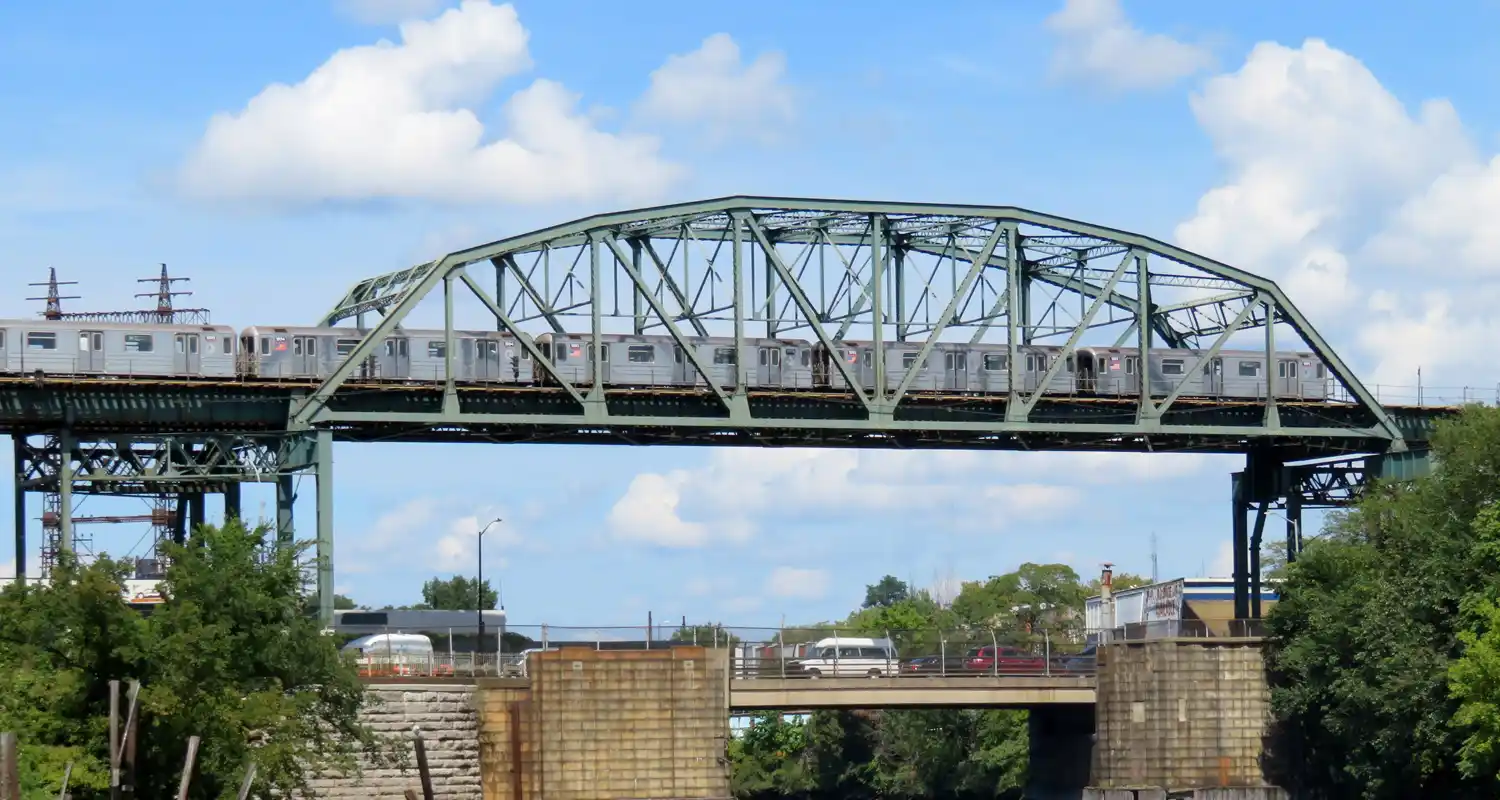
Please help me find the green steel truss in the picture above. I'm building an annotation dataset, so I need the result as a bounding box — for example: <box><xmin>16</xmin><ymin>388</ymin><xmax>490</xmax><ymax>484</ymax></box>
<box><xmin>299</xmin><ymin>197</ymin><xmax>1406</xmax><ymax>456</ymax></box>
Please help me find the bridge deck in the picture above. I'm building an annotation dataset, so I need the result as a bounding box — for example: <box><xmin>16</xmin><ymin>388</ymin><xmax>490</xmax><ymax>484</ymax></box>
<box><xmin>729</xmin><ymin>676</ymin><xmax>1096</xmax><ymax>709</ymax></box>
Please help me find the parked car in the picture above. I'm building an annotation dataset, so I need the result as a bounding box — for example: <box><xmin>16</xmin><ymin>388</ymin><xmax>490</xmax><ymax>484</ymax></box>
<box><xmin>1055</xmin><ymin>644</ymin><xmax>1097</xmax><ymax>673</ymax></box>
<box><xmin>964</xmin><ymin>645</ymin><xmax>1047</xmax><ymax>674</ymax></box>
<box><xmin>901</xmin><ymin>654</ymin><xmax>971</xmax><ymax>676</ymax></box>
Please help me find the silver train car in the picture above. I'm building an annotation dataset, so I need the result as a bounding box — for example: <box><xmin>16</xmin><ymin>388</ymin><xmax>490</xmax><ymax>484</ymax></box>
<box><xmin>0</xmin><ymin>319</ymin><xmax>238</xmax><ymax>378</ymax></box>
<box><xmin>0</xmin><ymin>319</ymin><xmax>1329</xmax><ymax>401</ymax></box>
<box><xmin>240</xmin><ymin>325</ymin><xmax>534</xmax><ymax>382</ymax></box>
<box><xmin>533</xmin><ymin>333</ymin><xmax>816</xmax><ymax>389</ymax></box>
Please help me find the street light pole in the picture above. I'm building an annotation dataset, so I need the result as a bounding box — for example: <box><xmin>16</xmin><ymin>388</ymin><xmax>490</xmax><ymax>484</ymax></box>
<box><xmin>477</xmin><ymin>518</ymin><xmax>501</xmax><ymax>663</ymax></box>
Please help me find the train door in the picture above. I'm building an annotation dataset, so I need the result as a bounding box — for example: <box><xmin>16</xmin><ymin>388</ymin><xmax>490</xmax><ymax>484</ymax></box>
<box><xmin>944</xmin><ymin>351</ymin><xmax>968</xmax><ymax>390</ymax></box>
<box><xmin>475</xmin><ymin>339</ymin><xmax>501</xmax><ymax>379</ymax></box>
<box><xmin>173</xmin><ymin>333</ymin><xmax>200</xmax><ymax>374</ymax></box>
<box><xmin>382</xmin><ymin>338</ymin><xmax>410</xmax><ymax>378</ymax></box>
<box><xmin>1077</xmin><ymin>352</ymin><xmax>1096</xmax><ymax>393</ymax></box>
<box><xmin>672</xmin><ymin>346</ymin><xmax>690</xmax><ymax>383</ymax></box>
<box><xmin>1203</xmin><ymin>357</ymin><xmax>1224</xmax><ymax>395</ymax></box>
<box><xmin>0</xmin><ymin>330</ymin><xmax>7</xmax><ymax>372</ymax></box>
<box><xmin>758</xmin><ymin>346</ymin><xmax>782</xmax><ymax>385</ymax></box>
<box><xmin>1277</xmin><ymin>359</ymin><xmax>1300</xmax><ymax>398</ymax></box>
<box><xmin>1024</xmin><ymin>352</ymin><xmax>1045</xmax><ymax>392</ymax></box>
<box><xmin>592</xmin><ymin>342</ymin><xmax>610</xmax><ymax>383</ymax></box>
<box><xmin>77</xmin><ymin>330</ymin><xmax>104</xmax><ymax>372</ymax></box>
<box><xmin>291</xmin><ymin>336</ymin><xmax>318</xmax><ymax>375</ymax></box>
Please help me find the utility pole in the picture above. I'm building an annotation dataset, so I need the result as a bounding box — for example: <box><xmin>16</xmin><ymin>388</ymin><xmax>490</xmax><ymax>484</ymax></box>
<box><xmin>476</xmin><ymin>519</ymin><xmax>501</xmax><ymax>662</ymax></box>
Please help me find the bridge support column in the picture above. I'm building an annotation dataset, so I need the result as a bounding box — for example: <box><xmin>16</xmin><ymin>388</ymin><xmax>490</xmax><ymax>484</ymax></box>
<box><xmin>1231</xmin><ymin>473</ymin><xmax>1249</xmax><ymax>620</ymax></box>
<box><xmin>56</xmin><ymin>429</ymin><xmax>73</xmax><ymax>558</ymax></box>
<box><xmin>11</xmin><ymin>436</ymin><xmax>24</xmax><ymax>585</ymax></box>
<box><xmin>223</xmin><ymin>483</ymin><xmax>241</xmax><ymax>521</ymax></box>
<box><xmin>276</xmin><ymin>473</ymin><xmax>296</xmax><ymax>546</ymax></box>
<box><xmin>315</xmin><ymin>429</ymin><xmax>334</xmax><ymax>628</ymax></box>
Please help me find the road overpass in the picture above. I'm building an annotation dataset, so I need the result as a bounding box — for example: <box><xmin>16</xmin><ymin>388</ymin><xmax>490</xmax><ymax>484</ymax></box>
<box><xmin>729</xmin><ymin>675</ymin><xmax>1095</xmax><ymax>710</ymax></box>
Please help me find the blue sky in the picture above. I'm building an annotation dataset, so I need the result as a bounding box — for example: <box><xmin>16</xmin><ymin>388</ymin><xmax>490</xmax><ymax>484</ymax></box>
<box><xmin>3</xmin><ymin>0</ymin><xmax>1498</xmax><ymax>626</ymax></box>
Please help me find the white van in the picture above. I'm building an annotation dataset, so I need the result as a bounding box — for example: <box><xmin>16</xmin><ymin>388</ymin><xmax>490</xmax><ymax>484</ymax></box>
<box><xmin>793</xmin><ymin>636</ymin><xmax>899</xmax><ymax>678</ymax></box>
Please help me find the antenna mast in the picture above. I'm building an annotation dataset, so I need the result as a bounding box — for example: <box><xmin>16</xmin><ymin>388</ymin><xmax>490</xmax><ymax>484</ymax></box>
<box><xmin>1151</xmin><ymin>532</ymin><xmax>1159</xmax><ymax>583</ymax></box>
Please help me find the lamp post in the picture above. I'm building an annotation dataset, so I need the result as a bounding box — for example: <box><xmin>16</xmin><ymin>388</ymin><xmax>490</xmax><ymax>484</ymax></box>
<box><xmin>477</xmin><ymin>518</ymin><xmax>501</xmax><ymax>662</ymax></box>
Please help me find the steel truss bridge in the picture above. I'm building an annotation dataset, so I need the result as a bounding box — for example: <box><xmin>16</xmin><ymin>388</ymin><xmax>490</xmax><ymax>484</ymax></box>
<box><xmin>0</xmin><ymin>197</ymin><xmax>1453</xmax><ymax>623</ymax></box>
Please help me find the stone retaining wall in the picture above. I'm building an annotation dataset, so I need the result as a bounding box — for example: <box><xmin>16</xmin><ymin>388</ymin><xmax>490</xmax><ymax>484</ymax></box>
<box><xmin>309</xmin><ymin>683</ymin><xmax>482</xmax><ymax>799</ymax></box>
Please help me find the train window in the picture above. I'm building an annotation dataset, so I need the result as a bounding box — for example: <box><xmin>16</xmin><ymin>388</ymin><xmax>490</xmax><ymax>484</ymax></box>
<box><xmin>124</xmin><ymin>334</ymin><xmax>153</xmax><ymax>353</ymax></box>
<box><xmin>954</xmin><ymin>352</ymin><xmax>967</xmax><ymax>370</ymax></box>
<box><xmin>714</xmin><ymin>347</ymin><xmax>736</xmax><ymax>365</ymax></box>
<box><xmin>26</xmin><ymin>332</ymin><xmax>56</xmax><ymax>350</ymax></box>
<box><xmin>539</xmin><ymin>341</ymin><xmax>551</xmax><ymax>359</ymax></box>
<box><xmin>901</xmin><ymin>352</ymin><xmax>922</xmax><ymax>370</ymax></box>
<box><xmin>1161</xmin><ymin>360</ymin><xmax>1185</xmax><ymax>376</ymax></box>
<box><xmin>770</xmin><ymin>348</ymin><xmax>780</xmax><ymax>366</ymax></box>
<box><xmin>758</xmin><ymin>348</ymin><xmax>767</xmax><ymax>366</ymax></box>
<box><xmin>1238</xmin><ymin>361</ymin><xmax>1260</xmax><ymax>377</ymax></box>
<box><xmin>673</xmin><ymin>346</ymin><xmax>683</xmax><ymax>364</ymax></box>
<box><xmin>1316</xmin><ymin>364</ymin><xmax>1325</xmax><ymax>378</ymax></box>
<box><xmin>1123</xmin><ymin>357</ymin><xmax>1136</xmax><ymax>375</ymax></box>
<box><xmin>982</xmin><ymin>354</ymin><xmax>1007</xmax><ymax>371</ymax></box>
<box><xmin>0</xmin><ymin>331</ymin><xmax>4</xmax><ymax>348</ymax></box>
<box><xmin>801</xmin><ymin>350</ymin><xmax>810</xmax><ymax>367</ymax></box>
<box><xmin>292</xmin><ymin>339</ymin><xmax>302</xmax><ymax>356</ymax></box>
<box><xmin>303</xmin><ymin>338</ymin><xmax>314</xmax><ymax>356</ymax></box>
<box><xmin>1065</xmin><ymin>356</ymin><xmax>1074</xmax><ymax>373</ymax></box>
<box><xmin>862</xmin><ymin>350</ymin><xmax>871</xmax><ymax>366</ymax></box>
<box><xmin>336</xmin><ymin>339</ymin><xmax>359</xmax><ymax>356</ymax></box>
<box><xmin>257</xmin><ymin>337</ymin><xmax>268</xmax><ymax>355</ymax></box>
<box><xmin>427</xmin><ymin>341</ymin><xmax>445</xmax><ymax>358</ymax></box>
<box><xmin>628</xmin><ymin>345</ymin><xmax>655</xmax><ymax>363</ymax></box>
<box><xmin>519</xmin><ymin>346</ymin><xmax>529</xmax><ymax>361</ymax></box>
<box><xmin>600</xmin><ymin>344</ymin><xmax>609</xmax><ymax>362</ymax></box>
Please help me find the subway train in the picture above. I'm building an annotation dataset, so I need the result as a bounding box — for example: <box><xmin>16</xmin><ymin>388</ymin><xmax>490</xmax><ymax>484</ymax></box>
<box><xmin>0</xmin><ymin>319</ymin><xmax>1330</xmax><ymax>400</ymax></box>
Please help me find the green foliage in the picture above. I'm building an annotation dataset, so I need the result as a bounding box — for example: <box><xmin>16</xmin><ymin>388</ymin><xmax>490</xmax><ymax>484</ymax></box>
<box><xmin>419</xmin><ymin>575</ymin><xmax>497</xmax><ymax>610</ymax></box>
<box><xmin>333</xmin><ymin>593</ymin><xmax>358</xmax><ymax>610</ymax></box>
<box><xmin>862</xmin><ymin>576</ymin><xmax>910</xmax><ymax>609</ymax></box>
<box><xmin>671</xmin><ymin>624</ymin><xmax>741</xmax><ymax>647</ymax></box>
<box><xmin>1085</xmin><ymin>571</ymin><xmax>1153</xmax><ymax>594</ymax></box>
<box><xmin>729</xmin><ymin>566</ymin><xmax>1058</xmax><ymax>799</ymax></box>
<box><xmin>0</xmin><ymin>519</ymin><xmax>394</xmax><ymax>799</ymax></box>
<box><xmin>1266</xmin><ymin>406</ymin><xmax>1500</xmax><ymax>797</ymax></box>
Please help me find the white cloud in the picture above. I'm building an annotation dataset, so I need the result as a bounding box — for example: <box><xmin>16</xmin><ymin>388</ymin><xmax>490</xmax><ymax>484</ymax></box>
<box><xmin>350</xmin><ymin>496</ymin><xmax>520</xmax><ymax>573</ymax></box>
<box><xmin>767</xmin><ymin>567</ymin><xmax>829</xmax><ymax>600</ymax></box>
<box><xmin>1174</xmin><ymin>39</ymin><xmax>1469</xmax><ymax>320</ymax></box>
<box><xmin>637</xmin><ymin>33</ymin><xmax>795</xmax><ymax>143</ymax></box>
<box><xmin>1365</xmin><ymin>155</ymin><xmax>1500</xmax><ymax>275</ymax></box>
<box><xmin>180</xmin><ymin>1</ymin><xmax>682</xmax><ymax>205</ymax></box>
<box><xmin>605</xmin><ymin>449</ymin><xmax>1217</xmax><ymax>549</ymax></box>
<box><xmin>335</xmin><ymin>0</ymin><xmax>448</xmax><ymax>25</ymax></box>
<box><xmin>1044</xmin><ymin>0</ymin><xmax>1214</xmax><ymax>91</ymax></box>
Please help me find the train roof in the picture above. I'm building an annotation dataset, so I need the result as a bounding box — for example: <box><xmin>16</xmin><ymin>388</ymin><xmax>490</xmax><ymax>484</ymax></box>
<box><xmin>240</xmin><ymin>324</ymin><xmax>522</xmax><ymax>338</ymax></box>
<box><xmin>0</xmin><ymin>319</ymin><xmax>234</xmax><ymax>333</ymax></box>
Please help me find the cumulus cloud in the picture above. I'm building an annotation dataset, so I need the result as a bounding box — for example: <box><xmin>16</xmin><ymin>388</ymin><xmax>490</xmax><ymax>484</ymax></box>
<box><xmin>1044</xmin><ymin>0</ymin><xmax>1214</xmax><ymax>91</ymax></box>
<box><xmin>1174</xmin><ymin>39</ymin><xmax>1469</xmax><ymax>320</ymax></box>
<box><xmin>637</xmin><ymin>33</ymin><xmax>795</xmax><ymax>143</ymax></box>
<box><xmin>1366</xmin><ymin>156</ymin><xmax>1500</xmax><ymax>276</ymax></box>
<box><xmin>767</xmin><ymin>567</ymin><xmax>830</xmax><ymax>600</ymax></box>
<box><xmin>180</xmin><ymin>1</ymin><xmax>682</xmax><ymax>205</ymax></box>
<box><xmin>605</xmin><ymin>449</ymin><xmax>1219</xmax><ymax>548</ymax></box>
<box><xmin>335</xmin><ymin>0</ymin><xmax>448</xmax><ymax>25</ymax></box>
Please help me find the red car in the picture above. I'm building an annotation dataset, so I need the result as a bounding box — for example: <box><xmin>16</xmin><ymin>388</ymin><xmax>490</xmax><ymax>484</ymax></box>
<box><xmin>964</xmin><ymin>645</ymin><xmax>1047</xmax><ymax>674</ymax></box>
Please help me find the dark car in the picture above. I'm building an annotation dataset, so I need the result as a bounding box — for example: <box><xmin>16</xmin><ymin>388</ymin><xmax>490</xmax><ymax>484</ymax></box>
<box><xmin>901</xmin><ymin>655</ymin><xmax>970</xmax><ymax>676</ymax></box>
<box><xmin>1055</xmin><ymin>644</ymin><xmax>1097</xmax><ymax>673</ymax></box>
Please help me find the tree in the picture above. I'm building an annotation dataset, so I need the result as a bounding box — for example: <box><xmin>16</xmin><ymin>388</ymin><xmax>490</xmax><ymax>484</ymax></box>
<box><xmin>951</xmin><ymin>563</ymin><xmax>1087</xmax><ymax>636</ymax></box>
<box><xmin>420</xmin><ymin>575</ymin><xmax>497</xmax><ymax>610</ymax></box>
<box><xmin>1266</xmin><ymin>406</ymin><xmax>1500</xmax><ymax>797</ymax></box>
<box><xmin>1086</xmin><ymin>571</ymin><xmax>1153</xmax><ymax>594</ymax></box>
<box><xmin>863</xmin><ymin>575</ymin><xmax>910</xmax><ymax>609</ymax></box>
<box><xmin>334</xmin><ymin>593</ymin><xmax>359</xmax><ymax>610</ymax></box>
<box><xmin>671</xmin><ymin>624</ymin><xmax>740</xmax><ymax>647</ymax></box>
<box><xmin>0</xmin><ymin>519</ymin><xmax>393</xmax><ymax>798</ymax></box>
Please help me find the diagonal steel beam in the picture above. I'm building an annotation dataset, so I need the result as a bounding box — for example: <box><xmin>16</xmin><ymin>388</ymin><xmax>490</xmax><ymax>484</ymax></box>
<box><xmin>640</xmin><ymin>239</ymin><xmax>709</xmax><ymax>336</ymax></box>
<box><xmin>891</xmin><ymin>226</ymin><xmax>1005</xmax><ymax>408</ymax></box>
<box><xmin>497</xmin><ymin>255</ymin><xmax>565</xmax><ymax>333</ymax></box>
<box><xmin>458</xmin><ymin>272</ymin><xmax>588</xmax><ymax>409</ymax></box>
<box><xmin>744</xmin><ymin>215</ymin><xmax>871</xmax><ymax>410</ymax></box>
<box><xmin>1016</xmin><ymin>251</ymin><xmax>1133</xmax><ymax>418</ymax></box>
<box><xmin>600</xmin><ymin>234</ymin><xmax>735</xmax><ymax>414</ymax></box>
<box><xmin>1152</xmin><ymin>293</ymin><xmax>1264</xmax><ymax>418</ymax></box>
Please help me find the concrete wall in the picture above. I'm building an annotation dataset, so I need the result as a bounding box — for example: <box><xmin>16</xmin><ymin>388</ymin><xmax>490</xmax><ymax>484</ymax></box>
<box><xmin>309</xmin><ymin>683</ymin><xmax>482</xmax><ymax>799</ymax></box>
<box><xmin>1091</xmin><ymin>638</ymin><xmax>1278</xmax><ymax>792</ymax></box>
<box><xmin>478</xmin><ymin>645</ymin><xmax>732</xmax><ymax>800</ymax></box>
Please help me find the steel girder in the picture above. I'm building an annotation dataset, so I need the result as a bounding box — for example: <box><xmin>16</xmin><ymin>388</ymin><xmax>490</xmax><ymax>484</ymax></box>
<box><xmin>297</xmin><ymin>196</ymin><xmax>1405</xmax><ymax>452</ymax></box>
<box><xmin>15</xmin><ymin>432</ymin><xmax>317</xmax><ymax>494</ymax></box>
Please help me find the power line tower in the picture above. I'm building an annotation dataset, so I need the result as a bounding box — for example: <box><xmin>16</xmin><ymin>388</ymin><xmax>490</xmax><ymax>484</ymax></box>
<box><xmin>22</xmin><ymin>266</ymin><xmax>213</xmax><ymax>581</ymax></box>
<box><xmin>25</xmin><ymin>268</ymin><xmax>81</xmax><ymax>321</ymax></box>
<box><xmin>135</xmin><ymin>263</ymin><xmax>209</xmax><ymax>324</ymax></box>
